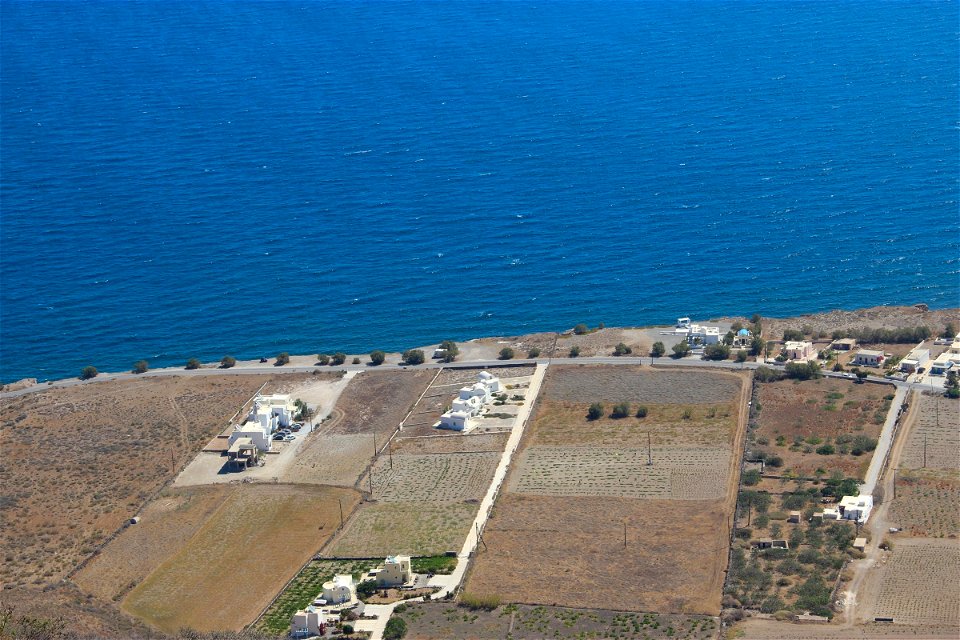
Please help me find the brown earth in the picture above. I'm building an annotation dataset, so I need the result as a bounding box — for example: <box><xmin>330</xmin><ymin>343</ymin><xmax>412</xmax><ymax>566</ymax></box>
<box><xmin>325</xmin><ymin>370</ymin><xmax>434</xmax><ymax>436</ymax></box>
<box><xmin>753</xmin><ymin>378</ymin><xmax>891</xmax><ymax>478</ymax></box>
<box><xmin>121</xmin><ymin>483</ymin><xmax>360</xmax><ymax>634</ymax></box>
<box><xmin>391</xmin><ymin>432</ymin><xmax>509</xmax><ymax>455</ymax></box>
<box><xmin>0</xmin><ymin>374</ymin><xmax>281</xmax><ymax>588</ymax></box>
<box><xmin>0</xmin><ymin>583</ymin><xmax>154</xmax><ymax>638</ymax></box>
<box><xmin>887</xmin><ymin>469</ymin><xmax>960</xmax><ymax>538</ymax></box>
<box><xmin>544</xmin><ymin>364</ymin><xmax>743</xmax><ymax>404</ymax></box>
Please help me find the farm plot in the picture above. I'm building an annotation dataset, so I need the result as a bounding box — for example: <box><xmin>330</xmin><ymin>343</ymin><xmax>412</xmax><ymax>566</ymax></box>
<box><xmin>509</xmin><ymin>446</ymin><xmax>729</xmax><ymax>500</ymax></box>
<box><xmin>887</xmin><ymin>470</ymin><xmax>960</xmax><ymax>537</ymax></box>
<box><xmin>323</xmin><ymin>501</ymin><xmax>478</xmax><ymax>558</ymax></box>
<box><xmin>122</xmin><ymin>484</ymin><xmax>360</xmax><ymax>633</ymax></box>
<box><xmin>751</xmin><ymin>378</ymin><xmax>889</xmax><ymax>478</ymax></box>
<box><xmin>432</xmin><ymin>366</ymin><xmax>536</xmax><ymax>387</ymax></box>
<box><xmin>394</xmin><ymin>601</ymin><xmax>717</xmax><ymax>640</ymax></box>
<box><xmin>369</xmin><ymin>452</ymin><xmax>500</xmax><ymax>502</ymax></box>
<box><xmin>280</xmin><ymin>433</ymin><xmax>374</xmax><ymax>487</ymax></box>
<box><xmin>465</xmin><ymin>495</ymin><xmax>729</xmax><ymax>615</ymax></box>
<box><xmin>544</xmin><ymin>365</ymin><xmax>742</xmax><ymax>404</ymax></box>
<box><xmin>900</xmin><ymin>395</ymin><xmax>959</xmax><ymax>470</ymax></box>
<box><xmin>862</xmin><ymin>539</ymin><xmax>960</xmax><ymax>626</ymax></box>
<box><xmin>391</xmin><ymin>432</ymin><xmax>508</xmax><ymax>455</ymax></box>
<box><xmin>0</xmin><ymin>374</ymin><xmax>275</xmax><ymax>588</ymax></box>
<box><xmin>326</xmin><ymin>370</ymin><xmax>434</xmax><ymax>436</ymax></box>
<box><xmin>74</xmin><ymin>485</ymin><xmax>231</xmax><ymax>603</ymax></box>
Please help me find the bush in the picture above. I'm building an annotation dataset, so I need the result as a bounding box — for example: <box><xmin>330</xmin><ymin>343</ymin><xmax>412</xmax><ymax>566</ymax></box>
<box><xmin>783</xmin><ymin>328</ymin><xmax>805</xmax><ymax>341</ymax></box>
<box><xmin>816</xmin><ymin>444</ymin><xmax>835</xmax><ymax>455</ymax></box>
<box><xmin>220</xmin><ymin>356</ymin><xmax>236</xmax><ymax>368</ymax></box>
<box><xmin>438</xmin><ymin>340</ymin><xmax>459</xmax><ymax>363</ymax></box>
<box><xmin>587</xmin><ymin>403</ymin><xmax>604</xmax><ymax>421</ymax></box>
<box><xmin>635</xmin><ymin>405</ymin><xmax>648</xmax><ymax>418</ymax></box>
<box><xmin>342</xmin><ymin>623</ymin><xmax>355</xmax><ymax>635</ymax></box>
<box><xmin>460</xmin><ymin>593</ymin><xmax>501</xmax><ymax>611</ymax></box>
<box><xmin>352</xmin><ymin>357</ymin><xmax>361</xmax><ymax>364</ymax></box>
<box><xmin>383</xmin><ymin>616</ymin><xmax>408</xmax><ymax>640</ymax></box>
<box><xmin>80</xmin><ymin>365</ymin><xmax>98</xmax><ymax>380</ymax></box>
<box><xmin>498</xmin><ymin>347</ymin><xmax>514</xmax><ymax>360</ymax></box>
<box><xmin>765</xmin><ymin>455</ymin><xmax>783</xmax><ymax>468</ymax></box>
<box><xmin>785</xmin><ymin>361</ymin><xmax>821</xmax><ymax>380</ymax></box>
<box><xmin>569</xmin><ymin>346</ymin><xmax>581</xmax><ymax>357</ymax></box>
<box><xmin>573</xmin><ymin>323</ymin><xmax>589</xmax><ymax>335</ymax></box>
<box><xmin>332</xmin><ymin>352</ymin><xmax>347</xmax><ymax>365</ymax></box>
<box><xmin>851</xmin><ymin>435</ymin><xmax>877</xmax><ymax>455</ymax></box>
<box><xmin>275</xmin><ymin>352</ymin><xmax>290</xmax><ymax>366</ymax></box>
<box><xmin>370</xmin><ymin>350</ymin><xmax>386</xmax><ymax>365</ymax></box>
<box><xmin>317</xmin><ymin>354</ymin><xmax>331</xmax><ymax>365</ymax></box>
<box><xmin>527</xmin><ymin>347</ymin><xmax>541</xmax><ymax>358</ymax></box>
<box><xmin>754</xmin><ymin>366</ymin><xmax>783</xmax><ymax>383</ymax></box>
<box><xmin>132</xmin><ymin>360</ymin><xmax>148</xmax><ymax>374</ymax></box>
<box><xmin>704</xmin><ymin>343</ymin><xmax>730</xmax><ymax>360</ymax></box>
<box><xmin>736</xmin><ymin>350</ymin><xmax>748</xmax><ymax>363</ymax></box>
<box><xmin>402</xmin><ymin>349</ymin><xmax>425</xmax><ymax>365</ymax></box>
<box><xmin>651</xmin><ymin>341</ymin><xmax>666</xmax><ymax>357</ymax></box>
<box><xmin>742</xmin><ymin>469</ymin><xmax>761</xmax><ymax>486</ymax></box>
<box><xmin>185</xmin><ymin>358</ymin><xmax>201</xmax><ymax>370</ymax></box>
<box><xmin>672</xmin><ymin>341</ymin><xmax>691</xmax><ymax>358</ymax></box>
<box><xmin>610</xmin><ymin>402</ymin><xmax>631</xmax><ymax>419</ymax></box>
<box><xmin>613</xmin><ymin>342</ymin><xmax>632</xmax><ymax>356</ymax></box>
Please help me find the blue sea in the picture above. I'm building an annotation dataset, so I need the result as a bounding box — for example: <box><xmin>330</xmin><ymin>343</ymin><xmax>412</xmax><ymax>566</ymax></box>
<box><xmin>1</xmin><ymin>1</ymin><xmax>957</xmax><ymax>383</ymax></box>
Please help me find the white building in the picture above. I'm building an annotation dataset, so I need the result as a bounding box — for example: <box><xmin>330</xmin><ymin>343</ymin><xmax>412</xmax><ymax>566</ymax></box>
<box><xmin>783</xmin><ymin>341</ymin><xmax>816</xmax><ymax>361</ymax></box>
<box><xmin>733</xmin><ymin>328</ymin><xmax>753</xmax><ymax>348</ymax></box>
<box><xmin>838</xmin><ymin>494</ymin><xmax>873</xmax><ymax>523</ymax></box>
<box><xmin>375</xmin><ymin>555</ymin><xmax>412</xmax><ymax>587</ymax></box>
<box><xmin>321</xmin><ymin>574</ymin><xmax>356</xmax><ymax>605</ymax></box>
<box><xmin>228</xmin><ymin>424</ymin><xmax>272</xmax><ymax>452</ymax></box>
<box><xmin>853</xmin><ymin>349</ymin><xmax>885</xmax><ymax>367</ymax></box>
<box><xmin>438</xmin><ymin>371</ymin><xmax>502</xmax><ymax>432</ymax></box>
<box><xmin>900</xmin><ymin>349</ymin><xmax>930</xmax><ymax>373</ymax></box>
<box><xmin>930</xmin><ymin>337</ymin><xmax>960</xmax><ymax>375</ymax></box>
<box><xmin>291</xmin><ymin>607</ymin><xmax>326</xmax><ymax>638</ymax></box>
<box><xmin>687</xmin><ymin>324</ymin><xmax>721</xmax><ymax>346</ymax></box>
<box><xmin>226</xmin><ymin>393</ymin><xmax>297</xmax><ymax>453</ymax></box>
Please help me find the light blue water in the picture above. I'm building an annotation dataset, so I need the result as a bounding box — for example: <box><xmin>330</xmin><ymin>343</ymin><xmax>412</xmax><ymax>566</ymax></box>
<box><xmin>1</xmin><ymin>1</ymin><xmax>957</xmax><ymax>382</ymax></box>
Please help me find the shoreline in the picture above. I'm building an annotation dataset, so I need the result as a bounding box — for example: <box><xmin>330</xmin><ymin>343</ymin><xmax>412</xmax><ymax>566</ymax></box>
<box><xmin>3</xmin><ymin>304</ymin><xmax>957</xmax><ymax>392</ymax></box>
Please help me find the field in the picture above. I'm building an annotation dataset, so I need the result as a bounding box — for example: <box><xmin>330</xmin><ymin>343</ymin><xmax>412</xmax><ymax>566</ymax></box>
<box><xmin>325</xmin><ymin>370</ymin><xmax>435</xmax><ymax>436</ymax></box>
<box><xmin>280</xmin><ymin>433</ymin><xmax>374</xmax><ymax>487</ymax></box>
<box><xmin>74</xmin><ymin>485</ymin><xmax>232</xmax><ymax>603</ymax></box>
<box><xmin>751</xmin><ymin>378</ymin><xmax>890</xmax><ymax>478</ymax></box>
<box><xmin>465</xmin><ymin>365</ymin><xmax>747</xmax><ymax>616</ymax></box>
<box><xmin>0</xmin><ymin>374</ymin><xmax>275</xmax><ymax>587</ymax></box>
<box><xmin>391</xmin><ymin>432</ymin><xmax>508</xmax><ymax>455</ymax></box>
<box><xmin>887</xmin><ymin>469</ymin><xmax>960</xmax><ymax>538</ymax></box>
<box><xmin>860</xmin><ymin>539</ymin><xmax>960</xmax><ymax>626</ymax></box>
<box><xmin>323</xmin><ymin>501</ymin><xmax>479</xmax><ymax>558</ymax></box>
<box><xmin>369</xmin><ymin>452</ymin><xmax>501</xmax><ymax>502</ymax></box>
<box><xmin>466</xmin><ymin>495</ymin><xmax>730</xmax><ymax>614</ymax></box>
<box><xmin>393</xmin><ymin>601</ymin><xmax>718</xmax><ymax>640</ymax></box>
<box><xmin>122</xmin><ymin>483</ymin><xmax>360</xmax><ymax>633</ymax></box>
<box><xmin>900</xmin><ymin>394</ymin><xmax>959</xmax><ymax>470</ymax></box>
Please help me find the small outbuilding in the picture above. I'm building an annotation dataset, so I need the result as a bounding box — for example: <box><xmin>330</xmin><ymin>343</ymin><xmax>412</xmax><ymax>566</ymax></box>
<box><xmin>751</xmin><ymin>539</ymin><xmax>789</xmax><ymax>550</ymax></box>
<box><xmin>831</xmin><ymin>338</ymin><xmax>857</xmax><ymax>351</ymax></box>
<box><xmin>788</xmin><ymin>511</ymin><xmax>801</xmax><ymax>524</ymax></box>
<box><xmin>853</xmin><ymin>537</ymin><xmax>867</xmax><ymax>551</ymax></box>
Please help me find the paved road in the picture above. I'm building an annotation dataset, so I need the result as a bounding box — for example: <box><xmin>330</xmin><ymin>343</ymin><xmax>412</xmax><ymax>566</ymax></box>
<box><xmin>859</xmin><ymin>385</ymin><xmax>908</xmax><ymax>495</ymax></box>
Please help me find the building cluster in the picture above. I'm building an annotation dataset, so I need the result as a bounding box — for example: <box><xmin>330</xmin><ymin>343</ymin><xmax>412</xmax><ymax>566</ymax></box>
<box><xmin>227</xmin><ymin>393</ymin><xmax>296</xmax><ymax>457</ymax></box>
<box><xmin>669</xmin><ymin>317</ymin><xmax>721</xmax><ymax>345</ymax></box>
<box><xmin>818</xmin><ymin>494</ymin><xmax>873</xmax><ymax>524</ymax></box>
<box><xmin>437</xmin><ymin>371</ymin><xmax>502</xmax><ymax>433</ymax></box>
<box><xmin>930</xmin><ymin>334</ymin><xmax>960</xmax><ymax>376</ymax></box>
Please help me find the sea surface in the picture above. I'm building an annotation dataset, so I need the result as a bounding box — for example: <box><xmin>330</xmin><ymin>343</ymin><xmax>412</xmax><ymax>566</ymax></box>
<box><xmin>1</xmin><ymin>1</ymin><xmax>958</xmax><ymax>383</ymax></box>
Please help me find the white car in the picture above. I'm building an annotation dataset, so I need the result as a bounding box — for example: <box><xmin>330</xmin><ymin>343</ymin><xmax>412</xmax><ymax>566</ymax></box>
<box><xmin>282</xmin><ymin>434</ymin><xmax>296</xmax><ymax>442</ymax></box>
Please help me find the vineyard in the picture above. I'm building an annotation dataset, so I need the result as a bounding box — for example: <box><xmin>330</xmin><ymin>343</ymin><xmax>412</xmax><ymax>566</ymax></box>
<box><xmin>369</xmin><ymin>452</ymin><xmax>500</xmax><ymax>502</ymax></box>
<box><xmin>900</xmin><ymin>394</ymin><xmax>960</xmax><ymax>470</ymax></box>
<box><xmin>544</xmin><ymin>365</ymin><xmax>742</xmax><ymax>404</ymax></box>
<box><xmin>888</xmin><ymin>470</ymin><xmax>960</xmax><ymax>537</ymax></box>
<box><xmin>866</xmin><ymin>539</ymin><xmax>960</xmax><ymax>625</ymax></box>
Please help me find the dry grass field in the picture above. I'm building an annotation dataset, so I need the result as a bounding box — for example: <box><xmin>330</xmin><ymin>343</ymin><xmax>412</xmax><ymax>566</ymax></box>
<box><xmin>0</xmin><ymin>584</ymin><xmax>154</xmax><ymax>638</ymax></box>
<box><xmin>74</xmin><ymin>485</ymin><xmax>232</xmax><ymax>603</ymax></box>
<box><xmin>121</xmin><ymin>484</ymin><xmax>360</xmax><ymax>634</ymax></box>
<box><xmin>467</xmin><ymin>495</ymin><xmax>730</xmax><ymax>615</ymax></box>
<box><xmin>465</xmin><ymin>365</ymin><xmax>747</xmax><ymax>616</ymax></box>
<box><xmin>325</xmin><ymin>370</ymin><xmax>434</xmax><ymax>436</ymax></box>
<box><xmin>391</xmin><ymin>432</ymin><xmax>508</xmax><ymax>455</ymax></box>
<box><xmin>752</xmin><ymin>378</ymin><xmax>889</xmax><ymax>478</ymax></box>
<box><xmin>900</xmin><ymin>394</ymin><xmax>959</xmax><ymax>470</ymax></box>
<box><xmin>887</xmin><ymin>469</ymin><xmax>960</xmax><ymax>538</ymax></box>
<box><xmin>369</xmin><ymin>452</ymin><xmax>500</xmax><ymax>502</ymax></box>
<box><xmin>432</xmin><ymin>365</ymin><xmax>536</xmax><ymax>387</ymax></box>
<box><xmin>0</xmin><ymin>375</ymin><xmax>274</xmax><ymax>588</ymax></box>
<box><xmin>280</xmin><ymin>432</ymin><xmax>374</xmax><ymax>487</ymax></box>
<box><xmin>323</xmin><ymin>501</ymin><xmax>478</xmax><ymax>558</ymax></box>
<box><xmin>544</xmin><ymin>365</ymin><xmax>742</xmax><ymax>404</ymax></box>
<box><xmin>394</xmin><ymin>601</ymin><xmax>718</xmax><ymax>640</ymax></box>
<box><xmin>860</xmin><ymin>539</ymin><xmax>960</xmax><ymax>626</ymax></box>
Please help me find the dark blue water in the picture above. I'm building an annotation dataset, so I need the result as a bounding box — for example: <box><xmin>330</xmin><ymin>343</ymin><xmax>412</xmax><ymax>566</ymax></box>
<box><xmin>2</xmin><ymin>1</ymin><xmax>957</xmax><ymax>383</ymax></box>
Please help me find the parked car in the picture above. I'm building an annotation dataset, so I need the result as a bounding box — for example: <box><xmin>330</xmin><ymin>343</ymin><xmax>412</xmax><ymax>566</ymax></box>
<box><xmin>282</xmin><ymin>434</ymin><xmax>296</xmax><ymax>442</ymax></box>
<box><xmin>273</xmin><ymin>433</ymin><xmax>286</xmax><ymax>441</ymax></box>
<box><xmin>290</xmin><ymin>424</ymin><xmax>302</xmax><ymax>432</ymax></box>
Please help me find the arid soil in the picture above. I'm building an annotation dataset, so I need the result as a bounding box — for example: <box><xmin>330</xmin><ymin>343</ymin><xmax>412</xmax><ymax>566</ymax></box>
<box><xmin>325</xmin><ymin>369</ymin><xmax>435</xmax><ymax>436</ymax></box>
<box><xmin>544</xmin><ymin>364</ymin><xmax>743</xmax><ymax>404</ymax></box>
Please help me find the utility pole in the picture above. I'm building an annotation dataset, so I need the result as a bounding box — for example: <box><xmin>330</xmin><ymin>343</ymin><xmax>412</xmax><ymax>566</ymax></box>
<box><xmin>369</xmin><ymin>469</ymin><xmax>374</xmax><ymax>495</ymax></box>
<box><xmin>389</xmin><ymin>442</ymin><xmax>393</xmax><ymax>470</ymax></box>
<box><xmin>338</xmin><ymin>498</ymin><xmax>344</xmax><ymax>528</ymax></box>
<box><xmin>373</xmin><ymin>432</ymin><xmax>378</xmax><ymax>457</ymax></box>
<box><xmin>647</xmin><ymin>432</ymin><xmax>652</xmax><ymax>466</ymax></box>
<box><xmin>623</xmin><ymin>521</ymin><xmax>627</xmax><ymax>548</ymax></box>
<box><xmin>923</xmin><ymin>434</ymin><xmax>927</xmax><ymax>468</ymax></box>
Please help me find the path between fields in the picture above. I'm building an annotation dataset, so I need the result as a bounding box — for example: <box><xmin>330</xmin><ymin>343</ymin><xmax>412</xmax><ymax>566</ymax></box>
<box><xmin>860</xmin><ymin>385</ymin><xmax>908</xmax><ymax>496</ymax></box>
<box><xmin>352</xmin><ymin>363</ymin><xmax>549</xmax><ymax>640</ymax></box>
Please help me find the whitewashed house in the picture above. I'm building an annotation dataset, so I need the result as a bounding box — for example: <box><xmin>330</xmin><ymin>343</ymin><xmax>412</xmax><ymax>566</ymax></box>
<box><xmin>291</xmin><ymin>608</ymin><xmax>326</xmax><ymax>638</ymax></box>
<box><xmin>900</xmin><ymin>349</ymin><xmax>930</xmax><ymax>373</ymax></box>
<box><xmin>853</xmin><ymin>349</ymin><xmax>885</xmax><ymax>367</ymax></box>
<box><xmin>321</xmin><ymin>574</ymin><xmax>356</xmax><ymax>605</ymax></box>
<box><xmin>839</xmin><ymin>494</ymin><xmax>873</xmax><ymax>523</ymax></box>
<box><xmin>375</xmin><ymin>555</ymin><xmax>412</xmax><ymax>587</ymax></box>
<box><xmin>227</xmin><ymin>424</ymin><xmax>272</xmax><ymax>452</ymax></box>
<box><xmin>687</xmin><ymin>324</ymin><xmax>721</xmax><ymax>346</ymax></box>
<box><xmin>227</xmin><ymin>393</ymin><xmax>297</xmax><ymax>452</ymax></box>
<box><xmin>438</xmin><ymin>371</ymin><xmax>503</xmax><ymax>433</ymax></box>
<box><xmin>783</xmin><ymin>341</ymin><xmax>816</xmax><ymax>361</ymax></box>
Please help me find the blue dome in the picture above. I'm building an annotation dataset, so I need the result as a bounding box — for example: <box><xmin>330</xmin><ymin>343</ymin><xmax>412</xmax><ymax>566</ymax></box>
<box><xmin>737</xmin><ymin>328</ymin><xmax>751</xmax><ymax>335</ymax></box>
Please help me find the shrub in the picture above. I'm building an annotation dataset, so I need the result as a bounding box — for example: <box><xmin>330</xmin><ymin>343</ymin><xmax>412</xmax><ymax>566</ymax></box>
<box><xmin>185</xmin><ymin>358</ymin><xmax>201</xmax><ymax>370</ymax></box>
<box><xmin>370</xmin><ymin>350</ymin><xmax>386</xmax><ymax>365</ymax></box>
<box><xmin>850</xmin><ymin>435</ymin><xmax>877</xmax><ymax>455</ymax></box>
<box><xmin>317</xmin><ymin>354</ymin><xmax>331</xmax><ymax>365</ymax></box>
<box><xmin>132</xmin><ymin>360</ymin><xmax>148</xmax><ymax>374</ymax></box>
<box><xmin>742</xmin><ymin>469</ymin><xmax>761</xmax><ymax>486</ymax></box>
<box><xmin>498</xmin><ymin>347</ymin><xmax>514</xmax><ymax>360</ymax></box>
<box><xmin>342</xmin><ymin>623</ymin><xmax>355</xmax><ymax>635</ymax></box>
<box><xmin>587</xmin><ymin>403</ymin><xmax>604</xmax><ymax>421</ymax></box>
<box><xmin>352</xmin><ymin>357</ymin><xmax>361</xmax><ymax>364</ymax></box>
<box><xmin>275</xmin><ymin>352</ymin><xmax>290</xmax><ymax>366</ymax></box>
<box><xmin>785</xmin><ymin>361</ymin><xmax>821</xmax><ymax>380</ymax></box>
<box><xmin>736</xmin><ymin>350</ymin><xmax>748</xmax><ymax>363</ymax></box>
<box><xmin>651</xmin><ymin>341</ymin><xmax>666</xmax><ymax>357</ymax></box>
<box><xmin>613</xmin><ymin>342</ymin><xmax>632</xmax><ymax>356</ymax></box>
<box><xmin>783</xmin><ymin>329</ymin><xmax>805</xmax><ymax>341</ymax></box>
<box><xmin>383</xmin><ymin>616</ymin><xmax>408</xmax><ymax>640</ymax></box>
<box><xmin>80</xmin><ymin>366</ymin><xmax>98</xmax><ymax>380</ymax></box>
<box><xmin>672</xmin><ymin>341</ymin><xmax>691</xmax><ymax>358</ymax></box>
<box><xmin>765</xmin><ymin>455</ymin><xmax>783</xmax><ymax>468</ymax></box>
<box><xmin>569</xmin><ymin>346</ymin><xmax>581</xmax><ymax>357</ymax></box>
<box><xmin>704</xmin><ymin>343</ymin><xmax>730</xmax><ymax>360</ymax></box>
<box><xmin>754</xmin><ymin>365</ymin><xmax>783</xmax><ymax>383</ymax></box>
<box><xmin>527</xmin><ymin>347</ymin><xmax>541</xmax><ymax>358</ymax></box>
<box><xmin>402</xmin><ymin>349</ymin><xmax>425</xmax><ymax>365</ymax></box>
<box><xmin>460</xmin><ymin>593</ymin><xmax>501</xmax><ymax>611</ymax></box>
<box><xmin>573</xmin><ymin>323</ymin><xmax>589</xmax><ymax>335</ymax></box>
<box><xmin>610</xmin><ymin>402</ymin><xmax>631</xmax><ymax>419</ymax></box>
<box><xmin>635</xmin><ymin>405</ymin><xmax>648</xmax><ymax>418</ymax></box>
<box><xmin>220</xmin><ymin>356</ymin><xmax>236</xmax><ymax>368</ymax></box>
<box><xmin>438</xmin><ymin>340</ymin><xmax>459</xmax><ymax>363</ymax></box>
<box><xmin>332</xmin><ymin>352</ymin><xmax>347</xmax><ymax>365</ymax></box>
